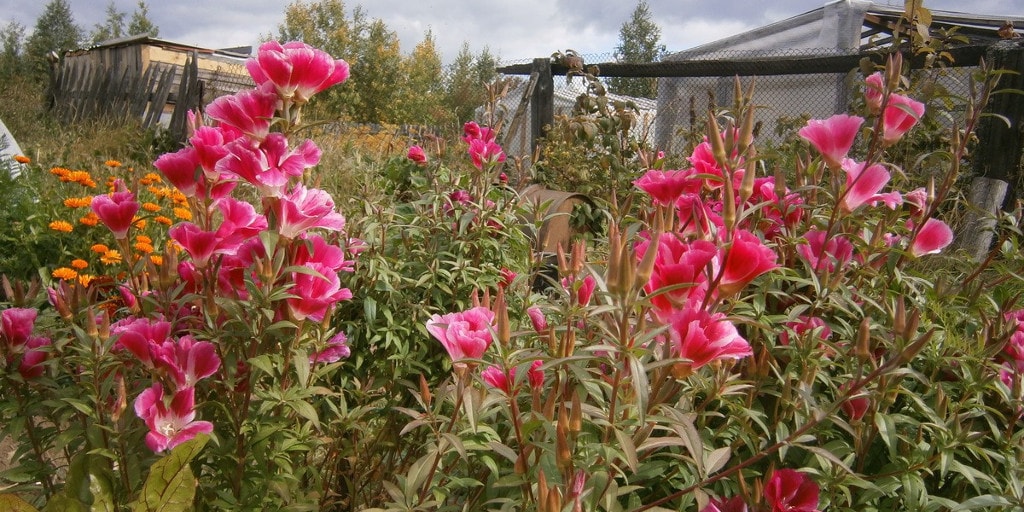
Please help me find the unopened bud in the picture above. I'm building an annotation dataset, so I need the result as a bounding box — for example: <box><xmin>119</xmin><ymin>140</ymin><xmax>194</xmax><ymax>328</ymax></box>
<box><xmin>855</xmin><ymin>317</ymin><xmax>872</xmax><ymax>362</ymax></box>
<box><xmin>570</xmin><ymin>390</ymin><xmax>582</xmax><ymax>433</ymax></box>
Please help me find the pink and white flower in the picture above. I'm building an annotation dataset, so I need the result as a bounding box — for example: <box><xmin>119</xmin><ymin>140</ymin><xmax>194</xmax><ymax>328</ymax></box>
<box><xmin>134</xmin><ymin>384</ymin><xmax>213</xmax><ymax>453</ymax></box>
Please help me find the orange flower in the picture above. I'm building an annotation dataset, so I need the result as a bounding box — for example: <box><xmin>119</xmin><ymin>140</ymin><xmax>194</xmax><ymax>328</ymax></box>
<box><xmin>136</xmin><ymin>234</ymin><xmax>152</xmax><ymax>244</ymax></box>
<box><xmin>79</xmin><ymin>212</ymin><xmax>100</xmax><ymax>226</ymax></box>
<box><xmin>149</xmin><ymin>255</ymin><xmax>164</xmax><ymax>266</ymax></box>
<box><xmin>105</xmin><ymin>160</ymin><xmax>122</xmax><ymax>168</ymax></box>
<box><xmin>101</xmin><ymin>250</ymin><xmax>122</xmax><ymax>265</ymax></box>
<box><xmin>65</xmin><ymin>170</ymin><xmax>96</xmax><ymax>188</ymax></box>
<box><xmin>170</xmin><ymin>190</ymin><xmax>188</xmax><ymax>205</ymax></box>
<box><xmin>134</xmin><ymin>241</ymin><xmax>154</xmax><ymax>254</ymax></box>
<box><xmin>173</xmin><ymin>207</ymin><xmax>192</xmax><ymax>221</ymax></box>
<box><xmin>154</xmin><ymin>215</ymin><xmax>173</xmax><ymax>226</ymax></box>
<box><xmin>49</xmin><ymin>220</ymin><xmax>74</xmax><ymax>233</ymax></box>
<box><xmin>144</xmin><ymin>172</ymin><xmax>163</xmax><ymax>184</ymax></box>
<box><xmin>52</xmin><ymin>267</ymin><xmax>78</xmax><ymax>280</ymax></box>
<box><xmin>14</xmin><ymin>155</ymin><xmax>30</xmax><ymax>164</ymax></box>
<box><xmin>91</xmin><ymin>243</ymin><xmax>110</xmax><ymax>254</ymax></box>
<box><xmin>78</xmin><ymin>274</ymin><xmax>95</xmax><ymax>287</ymax></box>
<box><xmin>142</xmin><ymin>202</ymin><xmax>161</xmax><ymax>212</ymax></box>
<box><xmin>134</xmin><ymin>218</ymin><xmax>147</xmax><ymax>229</ymax></box>
<box><xmin>63</xmin><ymin>196</ymin><xmax>93</xmax><ymax>208</ymax></box>
<box><xmin>50</xmin><ymin>167</ymin><xmax>71</xmax><ymax>178</ymax></box>
<box><xmin>71</xmin><ymin>258</ymin><xmax>89</xmax><ymax>270</ymax></box>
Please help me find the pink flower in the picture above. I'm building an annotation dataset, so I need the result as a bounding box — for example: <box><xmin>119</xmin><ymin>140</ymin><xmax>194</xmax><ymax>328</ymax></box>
<box><xmin>864</xmin><ymin>72</ymin><xmax>884</xmax><ymax>114</ymax></box>
<box><xmin>17</xmin><ymin>336</ymin><xmax>50</xmax><ymax>379</ymax></box>
<box><xmin>217</xmin><ymin>134</ymin><xmax>321</xmax><ymax>197</ymax></box>
<box><xmin>293</xmin><ymin>233</ymin><xmax>351</xmax><ymax>274</ymax></box>
<box><xmin>426</xmin><ymin>306</ymin><xmax>495</xmax><ymax>363</ymax></box>
<box><xmin>904</xmin><ymin>187</ymin><xmax>928</xmax><ymax>218</ymax></box>
<box><xmin>134</xmin><ymin>384</ymin><xmax>213</xmax><ymax>453</ymax></box>
<box><xmin>796</xmin><ymin>229</ymin><xmax>854</xmax><ymax>273</ymax></box>
<box><xmin>205</xmin><ymin>87</ymin><xmax>279</xmax><ymax>141</ymax></box>
<box><xmin>779</xmin><ymin>315</ymin><xmax>832</xmax><ymax>348</ymax></box>
<box><xmin>577</xmin><ymin>274</ymin><xmax>596</xmax><ymax>306</ymax></box>
<box><xmin>1</xmin><ymin>307</ymin><xmax>38</xmax><ymax>348</ymax></box>
<box><xmin>310</xmin><ymin>332</ymin><xmax>351</xmax><ymax>365</ymax></box>
<box><xmin>275</xmin><ymin>184</ymin><xmax>347</xmax><ymax>239</ymax></box>
<box><xmin>637</xmin><ymin>233</ymin><xmax>716</xmax><ymax>320</ymax></box>
<box><xmin>114</xmin><ymin>318</ymin><xmax>173</xmax><ymax>368</ymax></box>
<box><xmin>633</xmin><ymin>168</ymin><xmax>699</xmax><ymax>206</ymax></box>
<box><xmin>286</xmin><ymin>262</ymin><xmax>352</xmax><ymax>322</ymax></box>
<box><xmin>667</xmin><ymin>306</ymin><xmax>752</xmax><ymax>371</ymax></box>
<box><xmin>798</xmin><ymin>114</ymin><xmax>864</xmax><ymax>169</ymax></box>
<box><xmin>910</xmin><ymin>217</ymin><xmax>953</xmax><ymax>257</ymax></box>
<box><xmin>154</xmin><ymin>147</ymin><xmax>201</xmax><ymax>197</ymax></box>
<box><xmin>701</xmin><ymin>496</ymin><xmax>748</xmax><ymax>512</ymax></box>
<box><xmin>764</xmin><ymin>469</ymin><xmax>820</xmax><ymax>512</ymax></box>
<box><xmin>526</xmin><ymin>306</ymin><xmax>548</xmax><ymax>333</ymax></box>
<box><xmin>91</xmin><ymin>181</ymin><xmax>140</xmax><ymax>240</ymax></box>
<box><xmin>214</xmin><ymin>197</ymin><xmax>268</xmax><ymax>253</ymax></box>
<box><xmin>246</xmin><ymin>40</ymin><xmax>350</xmax><ymax>104</ymax></box>
<box><xmin>674</xmin><ymin>193</ymin><xmax>723</xmax><ymax>237</ymax></box>
<box><xmin>482</xmin><ymin>365</ymin><xmax>514</xmax><ymax>394</ymax></box>
<box><xmin>839</xmin><ymin>382</ymin><xmax>870</xmax><ymax>422</ymax></box>
<box><xmin>499</xmin><ymin>268</ymin><xmax>517</xmax><ymax>289</ymax></box>
<box><xmin>169</xmin><ymin>222</ymin><xmax>220</xmax><ymax>268</ymax></box>
<box><xmin>154</xmin><ymin>335</ymin><xmax>221</xmax><ymax>389</ymax></box>
<box><xmin>839</xmin><ymin>159</ymin><xmax>890</xmax><ymax>212</ymax></box>
<box><xmin>463</xmin><ymin>121</ymin><xmax>497</xmax><ymax>143</ymax></box>
<box><xmin>689</xmin><ymin>136</ymin><xmax>743</xmax><ymax>191</ymax></box>
<box><xmin>528</xmin><ymin>360</ymin><xmax>545</xmax><ymax>388</ymax></box>
<box><xmin>468</xmin><ymin>138</ymin><xmax>506</xmax><ymax>169</ymax></box>
<box><xmin>717</xmin><ymin>230</ymin><xmax>778</xmax><ymax>297</ymax></box>
<box><xmin>407</xmin><ymin>145</ymin><xmax>427</xmax><ymax>165</ymax></box>
<box><xmin>882</xmin><ymin>94</ymin><xmax>926</xmax><ymax>146</ymax></box>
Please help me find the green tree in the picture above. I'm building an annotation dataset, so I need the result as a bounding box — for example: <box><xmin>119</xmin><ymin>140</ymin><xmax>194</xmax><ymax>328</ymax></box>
<box><xmin>0</xmin><ymin>21</ymin><xmax>26</xmax><ymax>79</ymax></box>
<box><xmin>444</xmin><ymin>43</ymin><xmax>497</xmax><ymax>124</ymax></box>
<box><xmin>89</xmin><ymin>1</ymin><xmax>126</xmax><ymax>44</ymax></box>
<box><xmin>393</xmin><ymin>30</ymin><xmax>446</xmax><ymax>125</ymax></box>
<box><xmin>127</xmin><ymin>1</ymin><xmax>159</xmax><ymax>37</ymax></box>
<box><xmin>608</xmin><ymin>0</ymin><xmax>665</xmax><ymax>99</ymax></box>
<box><xmin>25</xmin><ymin>0</ymin><xmax>83</xmax><ymax>80</ymax></box>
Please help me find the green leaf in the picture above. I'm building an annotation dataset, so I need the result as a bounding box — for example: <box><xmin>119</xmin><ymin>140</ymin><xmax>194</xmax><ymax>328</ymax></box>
<box><xmin>0</xmin><ymin>494</ymin><xmax>40</xmax><ymax>512</ymax></box>
<box><xmin>952</xmin><ymin>495</ymin><xmax>1012</xmax><ymax>511</ymax></box>
<box><xmin>131</xmin><ymin>434</ymin><xmax>209</xmax><ymax>512</ymax></box>
<box><xmin>42</xmin><ymin>495</ymin><xmax>87</xmax><ymax>512</ymax></box>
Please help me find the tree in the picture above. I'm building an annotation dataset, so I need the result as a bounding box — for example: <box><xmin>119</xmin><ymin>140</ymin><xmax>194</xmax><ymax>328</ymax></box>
<box><xmin>444</xmin><ymin>43</ymin><xmax>497</xmax><ymax>124</ymax></box>
<box><xmin>25</xmin><ymin>0</ymin><xmax>82</xmax><ymax>80</ymax></box>
<box><xmin>127</xmin><ymin>1</ymin><xmax>159</xmax><ymax>37</ymax></box>
<box><xmin>394</xmin><ymin>30</ymin><xmax>446</xmax><ymax>125</ymax></box>
<box><xmin>90</xmin><ymin>1</ymin><xmax>127</xmax><ymax>44</ymax></box>
<box><xmin>0</xmin><ymin>22</ymin><xmax>26</xmax><ymax>79</ymax></box>
<box><xmin>608</xmin><ymin>0</ymin><xmax>666</xmax><ymax>99</ymax></box>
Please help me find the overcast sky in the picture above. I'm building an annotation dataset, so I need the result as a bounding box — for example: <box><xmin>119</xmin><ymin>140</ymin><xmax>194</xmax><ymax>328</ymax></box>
<box><xmin>1</xmin><ymin>0</ymin><xmax>1022</xmax><ymax>65</ymax></box>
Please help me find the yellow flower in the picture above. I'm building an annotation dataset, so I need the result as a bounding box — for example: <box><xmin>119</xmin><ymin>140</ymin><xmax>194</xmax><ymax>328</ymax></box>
<box><xmin>144</xmin><ymin>172</ymin><xmax>163</xmax><ymax>184</ymax></box>
<box><xmin>80</xmin><ymin>212</ymin><xmax>100</xmax><ymax>226</ymax></box>
<box><xmin>105</xmin><ymin>160</ymin><xmax>122</xmax><ymax>168</ymax></box>
<box><xmin>78</xmin><ymin>274</ymin><xmax>95</xmax><ymax>287</ymax></box>
<box><xmin>14</xmin><ymin>155</ymin><xmax>30</xmax><ymax>164</ymax></box>
<box><xmin>154</xmin><ymin>215</ymin><xmax>173</xmax><ymax>226</ymax></box>
<box><xmin>91</xmin><ymin>243</ymin><xmax>110</xmax><ymax>254</ymax></box>
<box><xmin>52</xmin><ymin>267</ymin><xmax>78</xmax><ymax>280</ymax></box>
<box><xmin>101</xmin><ymin>250</ymin><xmax>122</xmax><ymax>265</ymax></box>
<box><xmin>173</xmin><ymin>207</ymin><xmax>192</xmax><ymax>221</ymax></box>
<box><xmin>142</xmin><ymin>202</ymin><xmax>161</xmax><ymax>212</ymax></box>
<box><xmin>71</xmin><ymin>258</ymin><xmax>89</xmax><ymax>270</ymax></box>
<box><xmin>49</xmin><ymin>220</ymin><xmax>73</xmax><ymax>233</ymax></box>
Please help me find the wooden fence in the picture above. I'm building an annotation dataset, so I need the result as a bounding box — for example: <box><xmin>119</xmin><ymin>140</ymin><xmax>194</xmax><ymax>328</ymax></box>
<box><xmin>47</xmin><ymin>51</ymin><xmax>204</xmax><ymax>143</ymax></box>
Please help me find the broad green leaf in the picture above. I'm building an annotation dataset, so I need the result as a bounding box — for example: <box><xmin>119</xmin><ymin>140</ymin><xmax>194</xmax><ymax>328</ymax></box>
<box><xmin>0</xmin><ymin>494</ymin><xmax>39</xmax><ymax>512</ymax></box>
<box><xmin>131</xmin><ymin>434</ymin><xmax>209</xmax><ymax>512</ymax></box>
<box><xmin>41</xmin><ymin>495</ymin><xmax>86</xmax><ymax>512</ymax></box>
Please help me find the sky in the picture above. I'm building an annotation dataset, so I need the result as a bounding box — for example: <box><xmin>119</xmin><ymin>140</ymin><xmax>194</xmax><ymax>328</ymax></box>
<box><xmin>1</xmin><ymin>0</ymin><xmax>1023</xmax><ymax>65</ymax></box>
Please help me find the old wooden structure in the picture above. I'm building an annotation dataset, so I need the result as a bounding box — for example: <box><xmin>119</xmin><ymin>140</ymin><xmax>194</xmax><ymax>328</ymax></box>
<box><xmin>49</xmin><ymin>35</ymin><xmax>254</xmax><ymax>142</ymax></box>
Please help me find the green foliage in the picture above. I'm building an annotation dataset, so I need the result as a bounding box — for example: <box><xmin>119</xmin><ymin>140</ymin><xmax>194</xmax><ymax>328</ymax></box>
<box><xmin>25</xmin><ymin>0</ymin><xmax>82</xmax><ymax>81</ymax></box>
<box><xmin>607</xmin><ymin>0</ymin><xmax>666</xmax><ymax>99</ymax></box>
<box><xmin>126</xmin><ymin>1</ymin><xmax>158</xmax><ymax>38</ymax></box>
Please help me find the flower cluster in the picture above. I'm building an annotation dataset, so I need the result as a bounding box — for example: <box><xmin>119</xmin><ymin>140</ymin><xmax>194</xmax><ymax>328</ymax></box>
<box><xmin>0</xmin><ymin>308</ymin><xmax>51</xmax><ymax>379</ymax></box>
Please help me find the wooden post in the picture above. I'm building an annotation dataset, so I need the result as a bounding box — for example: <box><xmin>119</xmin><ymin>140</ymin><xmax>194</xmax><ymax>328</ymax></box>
<box><xmin>530</xmin><ymin>57</ymin><xmax>553</xmax><ymax>157</ymax></box>
<box><xmin>958</xmin><ymin>40</ymin><xmax>1024</xmax><ymax>260</ymax></box>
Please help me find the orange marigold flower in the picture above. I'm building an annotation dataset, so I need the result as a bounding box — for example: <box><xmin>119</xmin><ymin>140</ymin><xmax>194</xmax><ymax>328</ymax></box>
<box><xmin>154</xmin><ymin>215</ymin><xmax>173</xmax><ymax>226</ymax></box>
<box><xmin>136</xmin><ymin>234</ymin><xmax>152</xmax><ymax>244</ymax></box>
<box><xmin>91</xmin><ymin>243</ymin><xmax>110</xmax><ymax>254</ymax></box>
<box><xmin>149</xmin><ymin>186</ymin><xmax>164</xmax><ymax>197</ymax></box>
<box><xmin>78</xmin><ymin>274</ymin><xmax>95</xmax><ymax>287</ymax></box>
<box><xmin>173</xmin><ymin>207</ymin><xmax>192</xmax><ymax>221</ymax></box>
<box><xmin>66</xmin><ymin>170</ymin><xmax>96</xmax><ymax>188</ymax></box>
<box><xmin>49</xmin><ymin>220</ymin><xmax>73</xmax><ymax>233</ymax></box>
<box><xmin>149</xmin><ymin>255</ymin><xmax>164</xmax><ymax>266</ymax></box>
<box><xmin>71</xmin><ymin>258</ymin><xmax>89</xmax><ymax>270</ymax></box>
<box><xmin>144</xmin><ymin>172</ymin><xmax>163</xmax><ymax>184</ymax></box>
<box><xmin>134</xmin><ymin>241</ymin><xmax>154</xmax><ymax>254</ymax></box>
<box><xmin>170</xmin><ymin>190</ymin><xmax>188</xmax><ymax>205</ymax></box>
<box><xmin>14</xmin><ymin>155</ymin><xmax>30</xmax><ymax>164</ymax></box>
<box><xmin>142</xmin><ymin>202</ymin><xmax>161</xmax><ymax>212</ymax></box>
<box><xmin>134</xmin><ymin>218</ymin><xmax>146</xmax><ymax>229</ymax></box>
<box><xmin>101</xmin><ymin>250</ymin><xmax>122</xmax><ymax>265</ymax></box>
<box><xmin>63</xmin><ymin>196</ymin><xmax>93</xmax><ymax>208</ymax></box>
<box><xmin>105</xmin><ymin>160</ymin><xmax>122</xmax><ymax>168</ymax></box>
<box><xmin>79</xmin><ymin>212</ymin><xmax>100</xmax><ymax>226</ymax></box>
<box><xmin>52</xmin><ymin>267</ymin><xmax>78</xmax><ymax>280</ymax></box>
<box><xmin>50</xmin><ymin>167</ymin><xmax>71</xmax><ymax>177</ymax></box>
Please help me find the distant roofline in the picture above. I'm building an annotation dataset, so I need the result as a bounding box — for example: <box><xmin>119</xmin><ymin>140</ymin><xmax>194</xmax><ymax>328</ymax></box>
<box><xmin>73</xmin><ymin>33</ymin><xmax>252</xmax><ymax>59</ymax></box>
